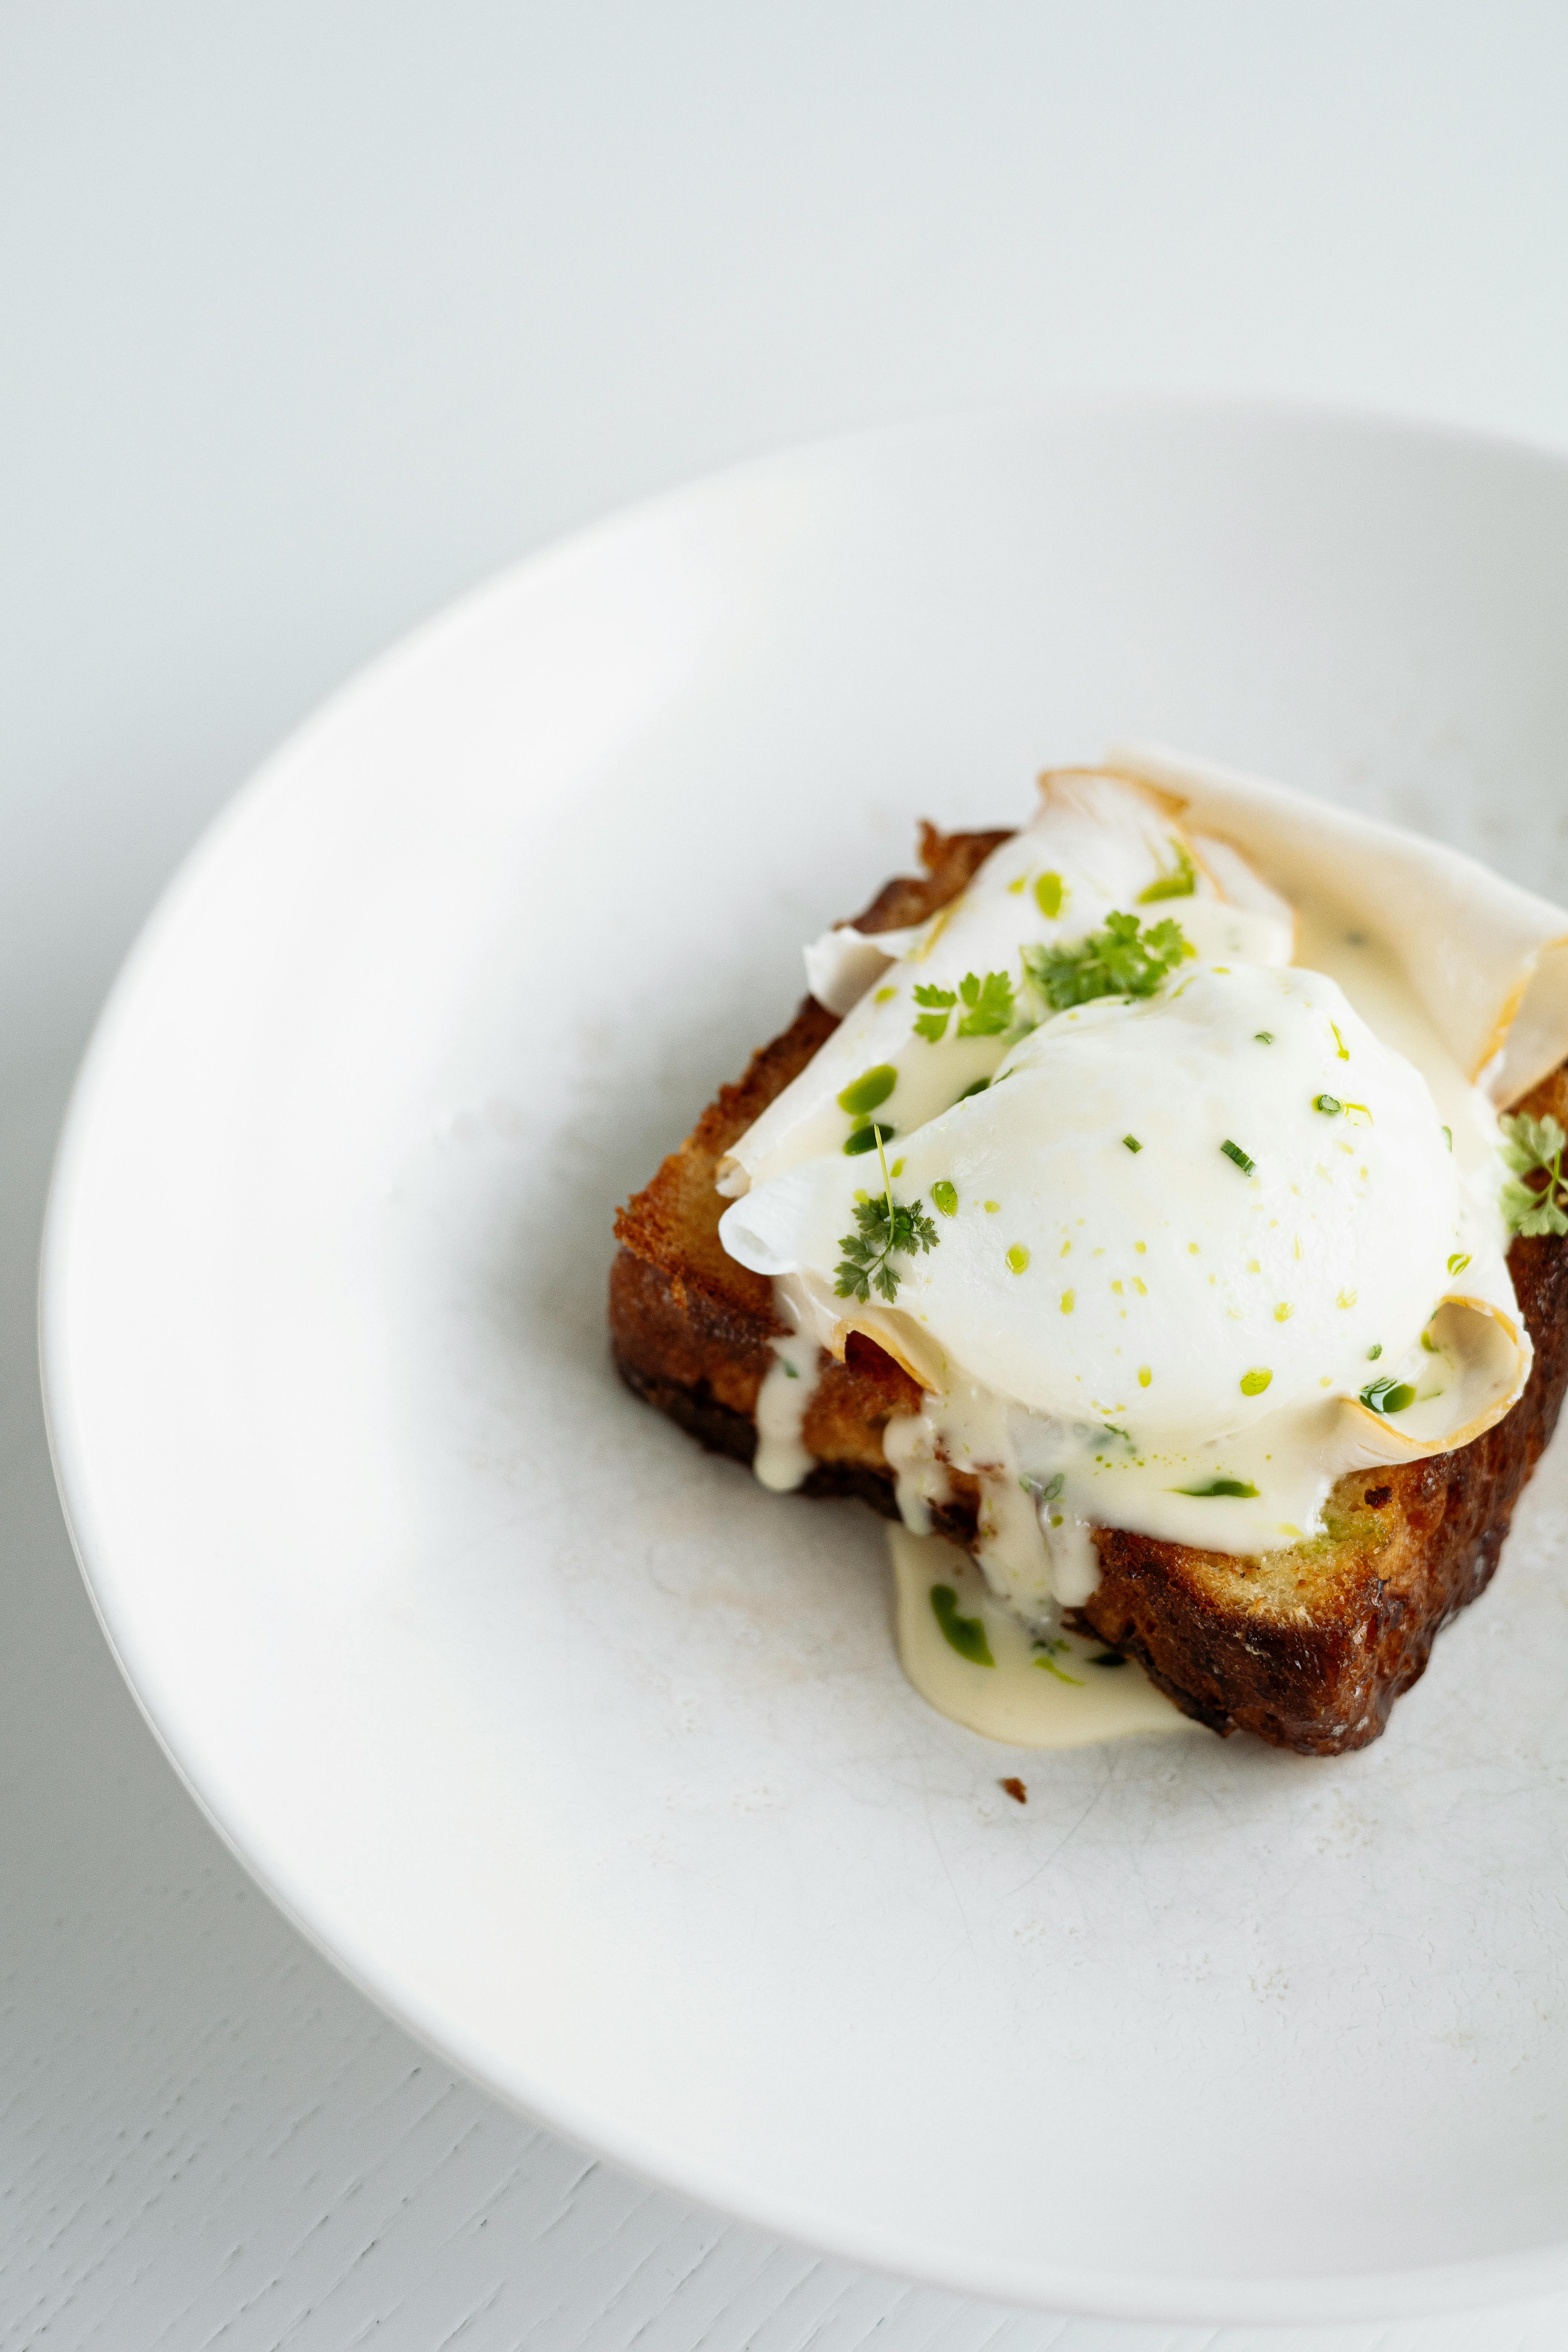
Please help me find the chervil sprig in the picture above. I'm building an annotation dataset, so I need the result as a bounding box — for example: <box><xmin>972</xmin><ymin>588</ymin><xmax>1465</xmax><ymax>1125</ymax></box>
<box><xmin>912</xmin><ymin>969</ymin><xmax>1016</xmax><ymax>1042</ymax></box>
<box><xmin>1021</xmin><ymin>912</ymin><xmax>1190</xmax><ymax>1012</ymax></box>
<box><xmin>1500</xmin><ymin>1111</ymin><xmax>1568</xmax><ymax>1238</ymax></box>
<box><xmin>833</xmin><ymin>1127</ymin><xmax>940</xmax><ymax>1303</ymax></box>
<box><xmin>911</xmin><ymin>981</ymin><xmax>956</xmax><ymax>1040</ymax></box>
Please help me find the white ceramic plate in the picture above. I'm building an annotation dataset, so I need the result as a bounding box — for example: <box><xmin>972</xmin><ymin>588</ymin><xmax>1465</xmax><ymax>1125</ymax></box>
<box><xmin>41</xmin><ymin>404</ymin><xmax>1568</xmax><ymax>2328</ymax></box>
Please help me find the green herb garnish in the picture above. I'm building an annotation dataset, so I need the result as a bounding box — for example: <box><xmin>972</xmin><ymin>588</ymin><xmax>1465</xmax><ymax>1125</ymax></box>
<box><xmin>931</xmin><ymin>1584</ymin><xmax>994</xmax><ymax>1666</ymax></box>
<box><xmin>1501</xmin><ymin>1111</ymin><xmax>1568</xmax><ymax>1238</ymax></box>
<box><xmin>1447</xmin><ymin>1251</ymin><xmax>1471</xmax><ymax>1277</ymax></box>
<box><xmin>1021</xmin><ymin>911</ymin><xmax>1190</xmax><ymax>1012</ymax></box>
<box><xmin>1220</xmin><ymin>1139</ymin><xmax>1256</xmax><ymax>1175</ymax></box>
<box><xmin>1123</xmin><ymin>1133</ymin><xmax>1142</xmax><ymax>1153</ymax></box>
<box><xmin>843</xmin><ymin>1122</ymin><xmax>895</xmax><ymax>1155</ymax></box>
<box><xmin>833</xmin><ymin>1127</ymin><xmax>939</xmax><ymax>1303</ymax></box>
<box><xmin>912</xmin><ymin>969</ymin><xmax>1016</xmax><ymax>1042</ymax></box>
<box><xmin>1138</xmin><ymin>840</ymin><xmax>1197</xmax><ymax>902</ymax></box>
<box><xmin>955</xmin><ymin>969</ymin><xmax>1015</xmax><ymax>1035</ymax></box>
<box><xmin>1176</xmin><ymin>1476</ymin><xmax>1259</xmax><ymax>1498</ymax></box>
<box><xmin>931</xmin><ymin>1179</ymin><xmax>958</xmax><ymax>1217</ymax></box>
<box><xmin>1255</xmin><ymin>1031</ymin><xmax>1274</xmax><ymax>1044</ymax></box>
<box><xmin>1314</xmin><ymin>1093</ymin><xmax>1343</xmax><ymax>1116</ymax></box>
<box><xmin>1032</xmin><ymin>1637</ymin><xmax>1084</xmax><ymax>1686</ymax></box>
<box><xmin>1361</xmin><ymin>1376</ymin><xmax>1416</xmax><ymax>1415</ymax></box>
<box><xmin>837</xmin><ymin>1064</ymin><xmax>896</xmax><ymax>1116</ymax></box>
<box><xmin>911</xmin><ymin>982</ymin><xmax>957</xmax><ymax>1041</ymax></box>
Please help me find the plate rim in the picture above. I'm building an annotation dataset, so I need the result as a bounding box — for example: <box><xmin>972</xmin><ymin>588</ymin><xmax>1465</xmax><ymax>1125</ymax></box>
<box><xmin>39</xmin><ymin>392</ymin><xmax>1568</xmax><ymax>2327</ymax></box>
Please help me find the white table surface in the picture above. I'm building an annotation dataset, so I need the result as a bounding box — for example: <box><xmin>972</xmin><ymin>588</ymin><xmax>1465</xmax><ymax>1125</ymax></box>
<box><xmin>8</xmin><ymin>8</ymin><xmax>1568</xmax><ymax>2345</ymax></box>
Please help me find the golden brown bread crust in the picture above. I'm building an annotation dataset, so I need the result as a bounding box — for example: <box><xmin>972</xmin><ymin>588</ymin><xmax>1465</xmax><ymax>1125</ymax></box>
<box><xmin>611</xmin><ymin>826</ymin><xmax>1568</xmax><ymax>1755</ymax></box>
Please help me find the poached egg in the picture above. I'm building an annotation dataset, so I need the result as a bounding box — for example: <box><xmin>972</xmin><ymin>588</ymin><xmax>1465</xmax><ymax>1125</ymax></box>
<box><xmin>717</xmin><ymin>765</ymin><xmax>1540</xmax><ymax>1626</ymax></box>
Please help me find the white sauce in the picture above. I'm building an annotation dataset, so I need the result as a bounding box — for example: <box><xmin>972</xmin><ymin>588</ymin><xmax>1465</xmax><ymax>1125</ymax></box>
<box><xmin>752</xmin><ymin>1331</ymin><xmax>822</xmax><ymax>1492</ymax></box>
<box><xmin>880</xmin><ymin>1409</ymin><xmax>949</xmax><ymax>1534</ymax></box>
<box><xmin>890</xmin><ymin>1526</ymin><xmax>1200</xmax><ymax>1747</ymax></box>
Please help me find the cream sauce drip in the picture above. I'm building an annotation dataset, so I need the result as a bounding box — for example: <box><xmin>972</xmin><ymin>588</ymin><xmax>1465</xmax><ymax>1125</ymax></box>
<box><xmin>752</xmin><ymin>1331</ymin><xmax>822</xmax><ymax>1492</ymax></box>
<box><xmin>890</xmin><ymin>1526</ymin><xmax>1200</xmax><ymax>1747</ymax></box>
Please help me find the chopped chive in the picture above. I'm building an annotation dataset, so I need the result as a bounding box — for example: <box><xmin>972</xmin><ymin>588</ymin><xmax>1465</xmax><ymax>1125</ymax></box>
<box><xmin>1138</xmin><ymin>841</ymin><xmax>1197</xmax><ymax>902</ymax></box>
<box><xmin>1220</xmin><ymin>1139</ymin><xmax>1256</xmax><ymax>1175</ymax></box>
<box><xmin>1176</xmin><ymin>1476</ymin><xmax>1259</xmax><ymax>1498</ymax></box>
<box><xmin>930</xmin><ymin>1584</ymin><xmax>994</xmax><ymax>1667</ymax></box>
<box><xmin>1441</xmin><ymin>1124</ymin><xmax>1452</xmax><ymax>1150</ymax></box>
<box><xmin>837</xmin><ymin>1064</ymin><xmax>896</xmax><ymax>1116</ymax></box>
<box><xmin>1447</xmin><ymin>1251</ymin><xmax>1471</xmax><ymax>1276</ymax></box>
<box><xmin>1254</xmin><ymin>1031</ymin><xmax>1274</xmax><ymax>1044</ymax></box>
<box><xmin>1314</xmin><ymin>1093</ymin><xmax>1343</xmax><ymax>1116</ymax></box>
<box><xmin>957</xmin><ymin>1077</ymin><xmax>990</xmax><ymax>1101</ymax></box>
<box><xmin>931</xmin><ymin>1179</ymin><xmax>958</xmax><ymax>1217</ymax></box>
<box><xmin>1367</xmin><ymin>1342</ymin><xmax>1383</xmax><ymax>1360</ymax></box>
<box><xmin>1123</xmin><ymin>1133</ymin><xmax>1142</xmax><ymax>1154</ymax></box>
<box><xmin>1361</xmin><ymin>1377</ymin><xmax>1416</xmax><ymax>1415</ymax></box>
<box><xmin>844</xmin><ymin>1121</ymin><xmax>895</xmax><ymax>1155</ymax></box>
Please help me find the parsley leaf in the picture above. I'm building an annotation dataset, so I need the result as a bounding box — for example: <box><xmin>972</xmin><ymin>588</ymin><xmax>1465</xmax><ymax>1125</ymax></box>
<box><xmin>956</xmin><ymin>968</ymin><xmax>1015</xmax><ymax>1036</ymax></box>
<box><xmin>1501</xmin><ymin>1111</ymin><xmax>1568</xmax><ymax>1239</ymax></box>
<box><xmin>911</xmin><ymin>981</ymin><xmax>957</xmax><ymax>1042</ymax></box>
<box><xmin>911</xmin><ymin>969</ymin><xmax>1016</xmax><ymax>1041</ymax></box>
<box><xmin>833</xmin><ymin>1126</ymin><xmax>940</xmax><ymax>1303</ymax></box>
<box><xmin>1021</xmin><ymin>911</ymin><xmax>1190</xmax><ymax>1012</ymax></box>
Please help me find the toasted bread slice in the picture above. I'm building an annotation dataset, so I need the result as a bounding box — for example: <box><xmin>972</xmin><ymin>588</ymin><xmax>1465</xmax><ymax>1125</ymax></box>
<box><xmin>611</xmin><ymin>825</ymin><xmax>1568</xmax><ymax>1755</ymax></box>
